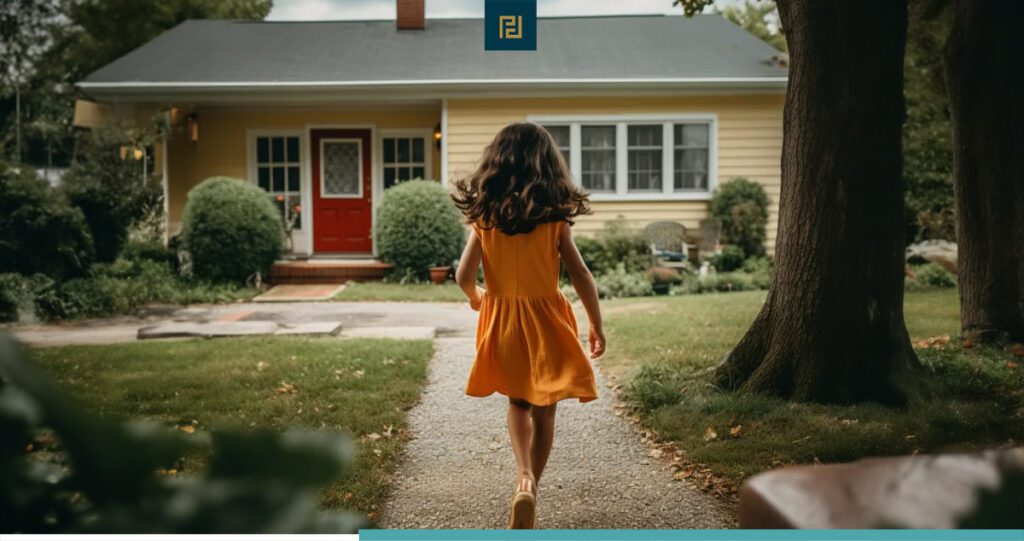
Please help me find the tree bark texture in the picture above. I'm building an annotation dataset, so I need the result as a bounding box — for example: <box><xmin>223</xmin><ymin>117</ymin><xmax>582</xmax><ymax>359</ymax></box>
<box><xmin>714</xmin><ymin>0</ymin><xmax>919</xmax><ymax>404</ymax></box>
<box><xmin>942</xmin><ymin>0</ymin><xmax>1024</xmax><ymax>344</ymax></box>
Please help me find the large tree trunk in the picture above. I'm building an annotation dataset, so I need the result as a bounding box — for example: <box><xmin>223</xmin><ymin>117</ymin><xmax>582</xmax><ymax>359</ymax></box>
<box><xmin>714</xmin><ymin>0</ymin><xmax>919</xmax><ymax>405</ymax></box>
<box><xmin>942</xmin><ymin>1</ymin><xmax>1024</xmax><ymax>344</ymax></box>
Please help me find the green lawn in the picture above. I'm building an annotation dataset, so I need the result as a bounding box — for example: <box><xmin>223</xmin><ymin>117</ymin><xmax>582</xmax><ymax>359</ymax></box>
<box><xmin>333</xmin><ymin>281</ymin><xmax>466</xmax><ymax>302</ymax></box>
<box><xmin>599</xmin><ymin>288</ymin><xmax>1024</xmax><ymax>487</ymax></box>
<box><xmin>30</xmin><ymin>336</ymin><xmax>433</xmax><ymax>521</ymax></box>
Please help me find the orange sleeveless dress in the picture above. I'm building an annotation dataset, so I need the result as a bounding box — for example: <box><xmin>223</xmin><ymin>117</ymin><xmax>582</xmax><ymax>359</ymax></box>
<box><xmin>464</xmin><ymin>220</ymin><xmax>599</xmax><ymax>406</ymax></box>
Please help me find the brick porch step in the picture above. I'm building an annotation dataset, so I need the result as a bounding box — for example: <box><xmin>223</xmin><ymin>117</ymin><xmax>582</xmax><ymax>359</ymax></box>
<box><xmin>270</xmin><ymin>260</ymin><xmax>393</xmax><ymax>284</ymax></box>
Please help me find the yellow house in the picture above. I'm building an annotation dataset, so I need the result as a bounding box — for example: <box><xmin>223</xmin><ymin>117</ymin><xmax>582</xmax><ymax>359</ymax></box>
<box><xmin>77</xmin><ymin>2</ymin><xmax>786</xmax><ymax>280</ymax></box>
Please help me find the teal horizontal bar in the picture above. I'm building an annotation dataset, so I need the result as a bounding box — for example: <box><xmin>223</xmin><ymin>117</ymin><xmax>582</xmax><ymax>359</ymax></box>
<box><xmin>360</xmin><ymin>530</ymin><xmax>1024</xmax><ymax>541</ymax></box>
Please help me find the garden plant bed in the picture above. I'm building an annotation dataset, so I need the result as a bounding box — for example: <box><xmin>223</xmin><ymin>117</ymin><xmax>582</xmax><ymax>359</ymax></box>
<box><xmin>29</xmin><ymin>336</ymin><xmax>434</xmax><ymax>523</ymax></box>
<box><xmin>597</xmin><ymin>289</ymin><xmax>1024</xmax><ymax>493</ymax></box>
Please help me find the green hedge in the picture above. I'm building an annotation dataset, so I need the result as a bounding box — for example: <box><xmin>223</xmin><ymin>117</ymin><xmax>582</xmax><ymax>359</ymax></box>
<box><xmin>376</xmin><ymin>180</ymin><xmax>465</xmax><ymax>281</ymax></box>
<box><xmin>710</xmin><ymin>178</ymin><xmax>770</xmax><ymax>258</ymax></box>
<box><xmin>181</xmin><ymin>177</ymin><xmax>283</xmax><ymax>283</ymax></box>
<box><xmin>0</xmin><ymin>163</ymin><xmax>94</xmax><ymax>279</ymax></box>
<box><xmin>61</xmin><ymin>129</ymin><xmax>162</xmax><ymax>262</ymax></box>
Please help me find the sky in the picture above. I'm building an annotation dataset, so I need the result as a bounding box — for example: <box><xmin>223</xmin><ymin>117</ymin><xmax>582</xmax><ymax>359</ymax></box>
<box><xmin>267</xmin><ymin>0</ymin><xmax>736</xmax><ymax>21</ymax></box>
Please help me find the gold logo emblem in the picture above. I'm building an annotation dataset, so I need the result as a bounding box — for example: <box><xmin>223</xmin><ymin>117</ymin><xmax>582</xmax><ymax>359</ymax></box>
<box><xmin>499</xmin><ymin>15</ymin><xmax>523</xmax><ymax>39</ymax></box>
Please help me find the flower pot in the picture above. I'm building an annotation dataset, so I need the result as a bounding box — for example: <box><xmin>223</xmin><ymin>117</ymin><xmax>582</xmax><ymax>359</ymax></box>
<box><xmin>428</xmin><ymin>266</ymin><xmax>451</xmax><ymax>284</ymax></box>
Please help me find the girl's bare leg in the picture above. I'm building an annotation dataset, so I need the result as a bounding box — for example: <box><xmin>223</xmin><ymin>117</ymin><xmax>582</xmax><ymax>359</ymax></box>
<box><xmin>507</xmin><ymin>398</ymin><xmax>536</xmax><ymax>487</ymax></box>
<box><xmin>530</xmin><ymin>403</ymin><xmax>557</xmax><ymax>483</ymax></box>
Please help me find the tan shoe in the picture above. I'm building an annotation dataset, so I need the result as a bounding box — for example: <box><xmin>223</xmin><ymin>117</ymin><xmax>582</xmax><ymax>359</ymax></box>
<box><xmin>508</xmin><ymin>476</ymin><xmax>536</xmax><ymax>529</ymax></box>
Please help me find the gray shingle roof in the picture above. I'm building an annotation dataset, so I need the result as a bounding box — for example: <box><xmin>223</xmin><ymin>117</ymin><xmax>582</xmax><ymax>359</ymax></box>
<box><xmin>80</xmin><ymin>15</ymin><xmax>786</xmax><ymax>88</ymax></box>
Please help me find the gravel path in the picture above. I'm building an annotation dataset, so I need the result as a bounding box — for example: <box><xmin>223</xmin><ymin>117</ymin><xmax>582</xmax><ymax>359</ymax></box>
<box><xmin>377</xmin><ymin>337</ymin><xmax>734</xmax><ymax>529</ymax></box>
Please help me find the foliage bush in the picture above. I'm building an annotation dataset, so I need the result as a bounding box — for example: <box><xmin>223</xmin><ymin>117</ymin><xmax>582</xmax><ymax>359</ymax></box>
<box><xmin>709</xmin><ymin>178</ymin><xmax>770</xmax><ymax>258</ymax></box>
<box><xmin>906</xmin><ymin>262</ymin><xmax>957</xmax><ymax>290</ymax></box>
<box><xmin>595</xmin><ymin>263</ymin><xmax>653</xmax><ymax>299</ymax></box>
<box><xmin>684</xmin><ymin>272</ymin><xmax>757</xmax><ymax>294</ymax></box>
<box><xmin>377</xmin><ymin>180</ymin><xmax>465</xmax><ymax>281</ymax></box>
<box><xmin>0</xmin><ymin>273</ymin><xmax>52</xmax><ymax>323</ymax></box>
<box><xmin>120</xmin><ymin>239</ymin><xmax>178</xmax><ymax>269</ymax></box>
<box><xmin>583</xmin><ymin>218</ymin><xmax>653</xmax><ymax>275</ymax></box>
<box><xmin>0</xmin><ymin>163</ymin><xmax>94</xmax><ymax>279</ymax></box>
<box><xmin>574</xmin><ymin>235</ymin><xmax>604</xmax><ymax>274</ymax></box>
<box><xmin>0</xmin><ymin>334</ymin><xmax>364</xmax><ymax>533</ymax></box>
<box><xmin>710</xmin><ymin>244</ymin><xmax>746</xmax><ymax>272</ymax></box>
<box><xmin>646</xmin><ymin>266</ymin><xmax>684</xmax><ymax>285</ymax></box>
<box><xmin>33</xmin><ymin>258</ymin><xmax>252</xmax><ymax>321</ymax></box>
<box><xmin>741</xmin><ymin>255</ymin><xmax>773</xmax><ymax>274</ymax></box>
<box><xmin>61</xmin><ymin>129</ymin><xmax>162</xmax><ymax>262</ymax></box>
<box><xmin>181</xmin><ymin>177</ymin><xmax>283</xmax><ymax>284</ymax></box>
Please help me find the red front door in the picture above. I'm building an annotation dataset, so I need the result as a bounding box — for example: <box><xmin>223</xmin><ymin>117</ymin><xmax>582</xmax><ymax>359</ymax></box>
<box><xmin>311</xmin><ymin>129</ymin><xmax>373</xmax><ymax>253</ymax></box>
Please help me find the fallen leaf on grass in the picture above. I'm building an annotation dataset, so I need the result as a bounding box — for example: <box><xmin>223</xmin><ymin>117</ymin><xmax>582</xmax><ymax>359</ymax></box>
<box><xmin>178</xmin><ymin>425</ymin><xmax>195</xmax><ymax>434</ymax></box>
<box><xmin>342</xmin><ymin>492</ymin><xmax>354</xmax><ymax>502</ymax></box>
<box><xmin>729</xmin><ymin>425</ymin><xmax>743</xmax><ymax>438</ymax></box>
<box><xmin>913</xmin><ymin>335</ymin><xmax>949</xmax><ymax>349</ymax></box>
<box><xmin>352</xmin><ymin>369</ymin><xmax>365</xmax><ymax>379</ymax></box>
<box><xmin>1008</xmin><ymin>361</ymin><xmax>1019</xmax><ymax>369</ymax></box>
<box><xmin>703</xmin><ymin>427</ymin><xmax>718</xmax><ymax>442</ymax></box>
<box><xmin>276</xmin><ymin>382</ymin><xmax>298</xmax><ymax>395</ymax></box>
<box><xmin>1008</xmin><ymin>343</ymin><xmax>1024</xmax><ymax>357</ymax></box>
<box><xmin>363</xmin><ymin>433</ymin><xmax>382</xmax><ymax>441</ymax></box>
<box><xmin>256</xmin><ymin>361</ymin><xmax>269</xmax><ymax>371</ymax></box>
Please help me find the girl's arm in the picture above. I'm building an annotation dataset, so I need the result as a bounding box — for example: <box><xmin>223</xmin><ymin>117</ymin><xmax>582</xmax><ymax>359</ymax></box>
<box><xmin>557</xmin><ymin>222</ymin><xmax>606</xmax><ymax>359</ymax></box>
<box><xmin>455</xmin><ymin>229</ymin><xmax>485</xmax><ymax>311</ymax></box>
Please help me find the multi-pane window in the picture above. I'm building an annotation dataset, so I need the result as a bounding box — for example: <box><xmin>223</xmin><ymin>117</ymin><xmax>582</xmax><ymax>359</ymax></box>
<box><xmin>543</xmin><ymin>125</ymin><xmax>571</xmax><ymax>168</ymax></box>
<box><xmin>627</xmin><ymin>125</ymin><xmax>662</xmax><ymax>192</ymax></box>
<box><xmin>383</xmin><ymin>136</ymin><xmax>427</xmax><ymax>189</ymax></box>
<box><xmin>531</xmin><ymin>117</ymin><xmax>715</xmax><ymax>198</ymax></box>
<box><xmin>674</xmin><ymin>124</ymin><xmax>709</xmax><ymax>191</ymax></box>
<box><xmin>580</xmin><ymin>125</ymin><xmax>616</xmax><ymax>192</ymax></box>
<box><xmin>255</xmin><ymin>135</ymin><xmax>301</xmax><ymax>230</ymax></box>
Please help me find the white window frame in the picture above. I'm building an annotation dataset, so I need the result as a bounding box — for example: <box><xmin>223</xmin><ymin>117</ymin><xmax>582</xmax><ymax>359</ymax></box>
<box><xmin>246</xmin><ymin>129</ymin><xmax>308</xmax><ymax>254</ymax></box>
<box><xmin>319</xmin><ymin>138</ymin><xmax>364</xmax><ymax>199</ymax></box>
<box><xmin>530</xmin><ymin>113</ymin><xmax>719</xmax><ymax>201</ymax></box>
<box><xmin>379</xmin><ymin>128</ymin><xmax>434</xmax><ymax>188</ymax></box>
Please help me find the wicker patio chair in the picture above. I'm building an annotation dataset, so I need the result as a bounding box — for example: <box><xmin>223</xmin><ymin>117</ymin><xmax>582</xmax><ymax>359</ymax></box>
<box><xmin>643</xmin><ymin>221</ymin><xmax>689</xmax><ymax>268</ymax></box>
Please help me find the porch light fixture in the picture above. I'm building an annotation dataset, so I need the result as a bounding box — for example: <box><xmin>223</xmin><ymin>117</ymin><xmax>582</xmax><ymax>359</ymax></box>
<box><xmin>433</xmin><ymin>122</ymin><xmax>442</xmax><ymax>150</ymax></box>
<box><xmin>187</xmin><ymin>113</ymin><xmax>199</xmax><ymax>141</ymax></box>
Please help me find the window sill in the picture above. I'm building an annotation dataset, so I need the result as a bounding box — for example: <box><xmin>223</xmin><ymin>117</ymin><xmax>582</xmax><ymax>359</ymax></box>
<box><xmin>588</xmin><ymin>192</ymin><xmax>713</xmax><ymax>202</ymax></box>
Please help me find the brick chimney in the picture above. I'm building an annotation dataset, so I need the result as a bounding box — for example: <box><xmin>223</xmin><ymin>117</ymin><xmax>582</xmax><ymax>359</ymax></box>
<box><xmin>396</xmin><ymin>0</ymin><xmax>424</xmax><ymax>30</ymax></box>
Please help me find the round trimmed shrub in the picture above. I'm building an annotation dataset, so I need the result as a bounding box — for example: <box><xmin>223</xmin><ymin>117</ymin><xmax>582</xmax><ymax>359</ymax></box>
<box><xmin>0</xmin><ymin>163</ymin><xmax>94</xmax><ymax>279</ymax></box>
<box><xmin>710</xmin><ymin>177</ymin><xmax>770</xmax><ymax>258</ymax></box>
<box><xmin>181</xmin><ymin>177</ymin><xmax>283</xmax><ymax>283</ymax></box>
<box><xmin>375</xmin><ymin>180</ymin><xmax>465</xmax><ymax>281</ymax></box>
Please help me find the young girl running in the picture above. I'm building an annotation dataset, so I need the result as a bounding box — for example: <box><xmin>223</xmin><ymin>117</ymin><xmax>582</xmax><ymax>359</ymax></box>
<box><xmin>451</xmin><ymin>121</ymin><xmax>606</xmax><ymax>529</ymax></box>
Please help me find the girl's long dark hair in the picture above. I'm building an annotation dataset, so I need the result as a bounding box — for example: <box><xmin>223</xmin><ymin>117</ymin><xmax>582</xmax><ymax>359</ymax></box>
<box><xmin>450</xmin><ymin>121</ymin><xmax>591</xmax><ymax>235</ymax></box>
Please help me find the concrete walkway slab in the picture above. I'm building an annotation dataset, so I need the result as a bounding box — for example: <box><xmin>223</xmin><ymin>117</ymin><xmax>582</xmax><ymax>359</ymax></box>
<box><xmin>341</xmin><ymin>326</ymin><xmax>436</xmax><ymax>340</ymax></box>
<box><xmin>253</xmin><ymin>284</ymin><xmax>345</xmax><ymax>302</ymax></box>
<box><xmin>138</xmin><ymin>321</ymin><xmax>279</xmax><ymax>339</ymax></box>
<box><xmin>274</xmin><ymin>322</ymin><xmax>343</xmax><ymax>336</ymax></box>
